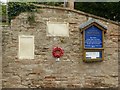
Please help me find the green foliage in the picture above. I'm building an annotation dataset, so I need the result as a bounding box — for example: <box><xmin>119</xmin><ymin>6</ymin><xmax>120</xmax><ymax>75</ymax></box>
<box><xmin>1</xmin><ymin>4</ymin><xmax>7</xmax><ymax>22</ymax></box>
<box><xmin>7</xmin><ymin>2</ymin><xmax>63</xmax><ymax>23</ymax></box>
<box><xmin>6</xmin><ymin>2</ymin><xmax>120</xmax><ymax>23</ymax></box>
<box><xmin>74</xmin><ymin>2</ymin><xmax>120</xmax><ymax>22</ymax></box>
<box><xmin>33</xmin><ymin>2</ymin><xmax>63</xmax><ymax>6</ymax></box>
<box><xmin>27</xmin><ymin>12</ymin><xmax>36</xmax><ymax>25</ymax></box>
<box><xmin>8</xmin><ymin>2</ymin><xmax>36</xmax><ymax>23</ymax></box>
<box><xmin>2</xmin><ymin>5</ymin><xmax>6</xmax><ymax>16</ymax></box>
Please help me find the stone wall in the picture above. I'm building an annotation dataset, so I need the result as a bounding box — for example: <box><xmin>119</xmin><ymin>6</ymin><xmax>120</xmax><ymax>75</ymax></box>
<box><xmin>0</xmin><ymin>26</ymin><xmax>2</xmax><ymax>89</ymax></box>
<box><xmin>2</xmin><ymin>6</ymin><xmax>119</xmax><ymax>88</ymax></box>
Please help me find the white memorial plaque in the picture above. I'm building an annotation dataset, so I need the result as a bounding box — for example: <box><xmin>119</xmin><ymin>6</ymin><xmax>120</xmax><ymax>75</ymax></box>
<box><xmin>47</xmin><ymin>22</ymin><xmax>69</xmax><ymax>36</ymax></box>
<box><xmin>86</xmin><ymin>52</ymin><xmax>100</xmax><ymax>59</ymax></box>
<box><xmin>18</xmin><ymin>35</ymin><xmax>34</xmax><ymax>59</ymax></box>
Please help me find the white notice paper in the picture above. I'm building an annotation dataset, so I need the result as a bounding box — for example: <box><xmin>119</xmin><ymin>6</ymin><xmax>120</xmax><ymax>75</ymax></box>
<box><xmin>86</xmin><ymin>52</ymin><xmax>100</xmax><ymax>59</ymax></box>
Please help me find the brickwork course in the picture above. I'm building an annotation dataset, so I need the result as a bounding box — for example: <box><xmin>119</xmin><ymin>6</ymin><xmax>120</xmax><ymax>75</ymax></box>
<box><xmin>2</xmin><ymin>5</ymin><xmax>120</xmax><ymax>88</ymax></box>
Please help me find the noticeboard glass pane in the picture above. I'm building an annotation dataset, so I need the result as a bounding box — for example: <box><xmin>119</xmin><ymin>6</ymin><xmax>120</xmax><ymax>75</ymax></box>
<box><xmin>84</xmin><ymin>26</ymin><xmax>102</xmax><ymax>48</ymax></box>
<box><xmin>86</xmin><ymin>51</ymin><xmax>102</xmax><ymax>59</ymax></box>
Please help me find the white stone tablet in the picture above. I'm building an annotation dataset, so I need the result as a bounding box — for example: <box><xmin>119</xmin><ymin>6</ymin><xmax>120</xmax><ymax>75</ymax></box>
<box><xmin>47</xmin><ymin>22</ymin><xmax>69</xmax><ymax>37</ymax></box>
<box><xmin>18</xmin><ymin>35</ymin><xmax>34</xmax><ymax>59</ymax></box>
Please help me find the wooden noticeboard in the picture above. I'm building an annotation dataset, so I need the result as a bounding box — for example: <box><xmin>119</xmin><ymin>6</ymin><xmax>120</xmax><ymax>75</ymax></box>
<box><xmin>80</xmin><ymin>20</ymin><xmax>107</xmax><ymax>62</ymax></box>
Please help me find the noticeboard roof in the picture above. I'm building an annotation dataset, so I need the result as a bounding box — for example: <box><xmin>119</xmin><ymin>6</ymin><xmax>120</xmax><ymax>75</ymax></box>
<box><xmin>80</xmin><ymin>18</ymin><xmax>107</xmax><ymax>31</ymax></box>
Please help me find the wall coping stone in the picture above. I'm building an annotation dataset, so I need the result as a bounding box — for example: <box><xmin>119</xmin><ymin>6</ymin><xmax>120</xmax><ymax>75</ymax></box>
<box><xmin>33</xmin><ymin>4</ymin><xmax>120</xmax><ymax>26</ymax></box>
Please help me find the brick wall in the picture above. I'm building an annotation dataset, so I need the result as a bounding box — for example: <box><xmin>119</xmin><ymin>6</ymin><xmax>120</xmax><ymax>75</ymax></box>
<box><xmin>2</xmin><ymin>6</ymin><xmax>119</xmax><ymax>88</ymax></box>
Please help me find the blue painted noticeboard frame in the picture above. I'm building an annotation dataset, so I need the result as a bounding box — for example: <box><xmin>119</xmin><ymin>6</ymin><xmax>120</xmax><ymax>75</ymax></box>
<box><xmin>84</xmin><ymin>25</ymin><xmax>103</xmax><ymax>48</ymax></box>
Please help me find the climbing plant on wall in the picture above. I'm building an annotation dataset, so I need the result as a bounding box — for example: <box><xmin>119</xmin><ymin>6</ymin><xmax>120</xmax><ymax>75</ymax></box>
<box><xmin>7</xmin><ymin>2</ymin><xmax>63</xmax><ymax>23</ymax></box>
<box><xmin>8</xmin><ymin>2</ymin><xmax>37</xmax><ymax>23</ymax></box>
<box><xmin>1</xmin><ymin>4</ymin><xmax>7</xmax><ymax>23</ymax></box>
<box><xmin>33</xmin><ymin>2</ymin><xmax>63</xmax><ymax>6</ymax></box>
